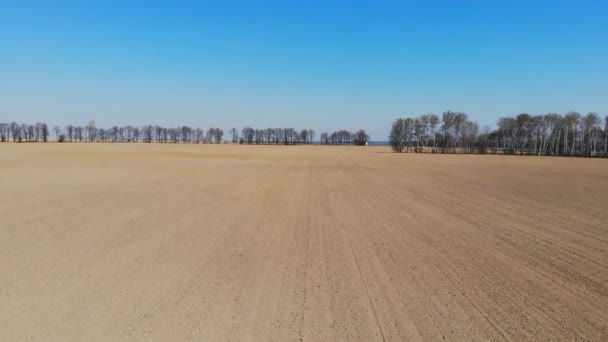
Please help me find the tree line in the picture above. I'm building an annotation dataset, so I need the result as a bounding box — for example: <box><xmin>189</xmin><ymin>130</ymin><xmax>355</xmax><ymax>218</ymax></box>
<box><xmin>0</xmin><ymin>121</ymin><xmax>374</xmax><ymax>146</ymax></box>
<box><xmin>390</xmin><ymin>111</ymin><xmax>608</xmax><ymax>157</ymax></box>
<box><xmin>0</xmin><ymin>122</ymin><xmax>316</xmax><ymax>145</ymax></box>
<box><xmin>0</xmin><ymin>121</ymin><xmax>228</xmax><ymax>144</ymax></box>
<box><xmin>235</xmin><ymin>127</ymin><xmax>315</xmax><ymax>144</ymax></box>
<box><xmin>320</xmin><ymin>129</ymin><xmax>370</xmax><ymax>146</ymax></box>
<box><xmin>0</xmin><ymin>122</ymin><xmax>50</xmax><ymax>142</ymax></box>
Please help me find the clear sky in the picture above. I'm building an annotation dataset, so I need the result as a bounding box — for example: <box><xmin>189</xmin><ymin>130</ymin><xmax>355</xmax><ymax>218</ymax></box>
<box><xmin>1</xmin><ymin>0</ymin><xmax>607</xmax><ymax>140</ymax></box>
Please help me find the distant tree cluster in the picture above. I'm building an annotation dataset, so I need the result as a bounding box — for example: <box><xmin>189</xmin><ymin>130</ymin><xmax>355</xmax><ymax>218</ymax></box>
<box><xmin>319</xmin><ymin>129</ymin><xmax>369</xmax><ymax>146</ymax></box>
<box><xmin>390</xmin><ymin>111</ymin><xmax>608</xmax><ymax>157</ymax></box>
<box><xmin>0</xmin><ymin>121</ymin><xmax>227</xmax><ymax>144</ymax></box>
<box><xmin>237</xmin><ymin>128</ymin><xmax>315</xmax><ymax>145</ymax></box>
<box><xmin>83</xmin><ymin>123</ymin><xmax>224</xmax><ymax>144</ymax></box>
<box><xmin>0</xmin><ymin>122</ymin><xmax>322</xmax><ymax>146</ymax></box>
<box><xmin>390</xmin><ymin>112</ymin><xmax>474</xmax><ymax>153</ymax></box>
<box><xmin>0</xmin><ymin>122</ymin><xmax>49</xmax><ymax>142</ymax></box>
<box><xmin>490</xmin><ymin>112</ymin><xmax>606</xmax><ymax>157</ymax></box>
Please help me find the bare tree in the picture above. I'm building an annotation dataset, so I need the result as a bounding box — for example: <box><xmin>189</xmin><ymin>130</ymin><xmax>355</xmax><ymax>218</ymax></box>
<box><xmin>214</xmin><ymin>128</ymin><xmax>224</xmax><ymax>143</ymax></box>
<box><xmin>66</xmin><ymin>125</ymin><xmax>74</xmax><ymax>142</ymax></box>
<box><xmin>10</xmin><ymin>122</ymin><xmax>20</xmax><ymax>142</ymax></box>
<box><xmin>87</xmin><ymin>120</ymin><xmax>97</xmax><ymax>142</ymax></box>
<box><xmin>21</xmin><ymin>124</ymin><xmax>30</xmax><ymax>142</ymax></box>
<box><xmin>142</xmin><ymin>125</ymin><xmax>154</xmax><ymax>143</ymax></box>
<box><xmin>230</xmin><ymin>128</ymin><xmax>238</xmax><ymax>143</ymax></box>
<box><xmin>40</xmin><ymin>123</ymin><xmax>49</xmax><ymax>142</ymax></box>
<box><xmin>308</xmin><ymin>129</ymin><xmax>315</xmax><ymax>144</ymax></box>
<box><xmin>320</xmin><ymin>132</ymin><xmax>329</xmax><ymax>145</ymax></box>
<box><xmin>0</xmin><ymin>123</ymin><xmax>8</xmax><ymax>142</ymax></box>
<box><xmin>390</xmin><ymin>119</ymin><xmax>405</xmax><ymax>152</ymax></box>
<box><xmin>74</xmin><ymin>126</ymin><xmax>83</xmax><ymax>142</ymax></box>
<box><xmin>352</xmin><ymin>129</ymin><xmax>369</xmax><ymax>146</ymax></box>
<box><xmin>53</xmin><ymin>126</ymin><xmax>62</xmax><ymax>141</ymax></box>
<box><xmin>300</xmin><ymin>129</ymin><xmax>309</xmax><ymax>144</ymax></box>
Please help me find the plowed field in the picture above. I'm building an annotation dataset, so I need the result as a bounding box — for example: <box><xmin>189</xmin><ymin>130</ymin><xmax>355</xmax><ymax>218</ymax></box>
<box><xmin>1</xmin><ymin>143</ymin><xmax>607</xmax><ymax>341</ymax></box>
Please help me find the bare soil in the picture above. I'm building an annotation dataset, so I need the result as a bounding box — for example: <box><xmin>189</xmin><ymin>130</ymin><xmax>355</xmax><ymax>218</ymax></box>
<box><xmin>1</xmin><ymin>143</ymin><xmax>607</xmax><ymax>341</ymax></box>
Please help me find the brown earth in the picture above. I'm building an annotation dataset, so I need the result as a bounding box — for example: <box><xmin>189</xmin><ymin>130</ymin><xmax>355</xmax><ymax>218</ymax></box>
<box><xmin>1</xmin><ymin>143</ymin><xmax>607</xmax><ymax>341</ymax></box>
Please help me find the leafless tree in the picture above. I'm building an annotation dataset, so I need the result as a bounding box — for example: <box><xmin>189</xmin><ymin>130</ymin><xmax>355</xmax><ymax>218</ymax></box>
<box><xmin>74</xmin><ymin>126</ymin><xmax>84</xmax><ymax>142</ymax></box>
<box><xmin>40</xmin><ymin>123</ymin><xmax>49</xmax><ymax>142</ymax></box>
<box><xmin>352</xmin><ymin>129</ymin><xmax>369</xmax><ymax>146</ymax></box>
<box><xmin>230</xmin><ymin>128</ymin><xmax>238</xmax><ymax>143</ymax></box>
<box><xmin>53</xmin><ymin>126</ymin><xmax>62</xmax><ymax>140</ymax></box>
<box><xmin>390</xmin><ymin>119</ymin><xmax>406</xmax><ymax>152</ymax></box>
<box><xmin>320</xmin><ymin>132</ymin><xmax>329</xmax><ymax>145</ymax></box>
<box><xmin>0</xmin><ymin>123</ymin><xmax>8</xmax><ymax>142</ymax></box>
<box><xmin>65</xmin><ymin>125</ymin><xmax>74</xmax><ymax>142</ymax></box>
<box><xmin>87</xmin><ymin>120</ymin><xmax>97</xmax><ymax>142</ymax></box>
<box><xmin>10</xmin><ymin>122</ymin><xmax>20</xmax><ymax>142</ymax></box>
<box><xmin>214</xmin><ymin>128</ymin><xmax>224</xmax><ymax>143</ymax></box>
<box><xmin>21</xmin><ymin>124</ymin><xmax>30</xmax><ymax>142</ymax></box>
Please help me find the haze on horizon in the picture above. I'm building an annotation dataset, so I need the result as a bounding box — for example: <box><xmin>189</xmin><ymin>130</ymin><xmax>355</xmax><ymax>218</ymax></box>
<box><xmin>1</xmin><ymin>1</ymin><xmax>607</xmax><ymax>140</ymax></box>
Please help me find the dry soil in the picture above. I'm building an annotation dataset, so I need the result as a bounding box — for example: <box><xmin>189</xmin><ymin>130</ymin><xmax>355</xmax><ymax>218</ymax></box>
<box><xmin>1</xmin><ymin>143</ymin><xmax>607</xmax><ymax>341</ymax></box>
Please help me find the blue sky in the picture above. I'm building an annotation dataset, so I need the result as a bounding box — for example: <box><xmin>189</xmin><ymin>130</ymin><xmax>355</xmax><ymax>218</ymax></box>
<box><xmin>1</xmin><ymin>0</ymin><xmax>607</xmax><ymax>140</ymax></box>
